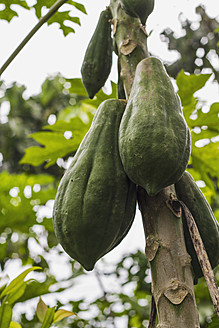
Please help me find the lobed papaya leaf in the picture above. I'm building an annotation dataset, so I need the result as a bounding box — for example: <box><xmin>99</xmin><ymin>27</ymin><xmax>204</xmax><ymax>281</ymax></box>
<box><xmin>65</xmin><ymin>79</ymin><xmax>117</xmax><ymax>108</ymax></box>
<box><xmin>191</xmin><ymin>102</ymin><xmax>219</xmax><ymax>132</ymax></box>
<box><xmin>19</xmin><ymin>127</ymin><xmax>88</xmax><ymax>168</ymax></box>
<box><xmin>177</xmin><ymin>71</ymin><xmax>219</xmax><ymax>197</ymax></box>
<box><xmin>83</xmin><ymin>81</ymin><xmax>118</xmax><ymax>108</ymax></box>
<box><xmin>0</xmin><ymin>0</ymin><xmax>29</xmax><ymax>22</ymax></box>
<box><xmin>47</xmin><ymin>11</ymin><xmax>81</xmax><ymax>36</ymax></box>
<box><xmin>43</xmin><ymin>117</ymin><xmax>89</xmax><ymax>134</ymax></box>
<box><xmin>33</xmin><ymin>0</ymin><xmax>85</xmax><ymax>36</ymax></box>
<box><xmin>191</xmin><ymin>142</ymin><xmax>219</xmax><ymax>191</ymax></box>
<box><xmin>65</xmin><ymin>78</ymin><xmax>88</xmax><ymax>97</ymax></box>
<box><xmin>176</xmin><ymin>70</ymin><xmax>211</xmax><ymax>106</ymax></box>
<box><xmin>69</xmin><ymin>1</ymin><xmax>87</xmax><ymax>14</ymax></box>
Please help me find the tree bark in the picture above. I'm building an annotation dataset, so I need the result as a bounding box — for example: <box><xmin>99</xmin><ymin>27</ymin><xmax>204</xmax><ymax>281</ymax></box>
<box><xmin>110</xmin><ymin>1</ymin><xmax>200</xmax><ymax>326</ymax></box>
<box><xmin>138</xmin><ymin>187</ymin><xmax>200</xmax><ymax>327</ymax></box>
<box><xmin>110</xmin><ymin>0</ymin><xmax>149</xmax><ymax>97</ymax></box>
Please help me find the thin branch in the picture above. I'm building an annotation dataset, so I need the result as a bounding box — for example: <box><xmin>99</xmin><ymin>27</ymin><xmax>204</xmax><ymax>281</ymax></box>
<box><xmin>94</xmin><ymin>268</ymin><xmax>118</xmax><ymax>328</ymax></box>
<box><xmin>148</xmin><ymin>295</ymin><xmax>157</xmax><ymax>328</ymax></box>
<box><xmin>94</xmin><ymin>268</ymin><xmax>108</xmax><ymax>299</ymax></box>
<box><xmin>0</xmin><ymin>0</ymin><xmax>69</xmax><ymax>77</ymax></box>
<box><xmin>179</xmin><ymin>200</ymin><xmax>219</xmax><ymax>317</ymax></box>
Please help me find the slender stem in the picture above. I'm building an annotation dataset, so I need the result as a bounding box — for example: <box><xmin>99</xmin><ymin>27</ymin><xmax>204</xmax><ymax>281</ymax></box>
<box><xmin>148</xmin><ymin>295</ymin><xmax>157</xmax><ymax>328</ymax></box>
<box><xmin>179</xmin><ymin>200</ymin><xmax>219</xmax><ymax>317</ymax></box>
<box><xmin>0</xmin><ymin>0</ymin><xmax>69</xmax><ymax>77</ymax></box>
<box><xmin>94</xmin><ymin>268</ymin><xmax>118</xmax><ymax>328</ymax></box>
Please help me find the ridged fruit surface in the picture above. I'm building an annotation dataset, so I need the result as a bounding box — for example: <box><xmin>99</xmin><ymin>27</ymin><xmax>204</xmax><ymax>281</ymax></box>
<box><xmin>121</xmin><ymin>0</ymin><xmax>154</xmax><ymax>25</ymax></box>
<box><xmin>119</xmin><ymin>57</ymin><xmax>191</xmax><ymax>196</ymax></box>
<box><xmin>81</xmin><ymin>8</ymin><xmax>113</xmax><ymax>99</ymax></box>
<box><xmin>53</xmin><ymin>99</ymin><xmax>137</xmax><ymax>271</ymax></box>
<box><xmin>175</xmin><ymin>171</ymin><xmax>219</xmax><ymax>280</ymax></box>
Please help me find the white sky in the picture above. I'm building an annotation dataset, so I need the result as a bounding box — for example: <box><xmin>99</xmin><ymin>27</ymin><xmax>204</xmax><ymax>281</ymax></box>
<box><xmin>0</xmin><ymin>0</ymin><xmax>218</xmax><ymax>98</ymax></box>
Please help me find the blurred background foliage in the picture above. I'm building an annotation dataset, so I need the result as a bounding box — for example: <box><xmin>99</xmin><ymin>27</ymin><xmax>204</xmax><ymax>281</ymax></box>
<box><xmin>0</xmin><ymin>2</ymin><xmax>218</xmax><ymax>327</ymax></box>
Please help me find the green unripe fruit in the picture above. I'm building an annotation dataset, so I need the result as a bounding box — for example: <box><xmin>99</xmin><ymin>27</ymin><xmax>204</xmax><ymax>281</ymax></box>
<box><xmin>121</xmin><ymin>0</ymin><xmax>154</xmax><ymax>25</ymax></box>
<box><xmin>53</xmin><ymin>99</ymin><xmax>137</xmax><ymax>271</ymax></box>
<box><xmin>175</xmin><ymin>171</ymin><xmax>219</xmax><ymax>280</ymax></box>
<box><xmin>81</xmin><ymin>8</ymin><xmax>113</xmax><ymax>99</ymax></box>
<box><xmin>119</xmin><ymin>57</ymin><xmax>191</xmax><ymax>196</ymax></box>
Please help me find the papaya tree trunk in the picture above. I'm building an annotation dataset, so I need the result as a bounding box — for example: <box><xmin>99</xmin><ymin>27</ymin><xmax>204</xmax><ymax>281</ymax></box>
<box><xmin>138</xmin><ymin>187</ymin><xmax>200</xmax><ymax>327</ymax></box>
<box><xmin>110</xmin><ymin>1</ymin><xmax>200</xmax><ymax>326</ymax></box>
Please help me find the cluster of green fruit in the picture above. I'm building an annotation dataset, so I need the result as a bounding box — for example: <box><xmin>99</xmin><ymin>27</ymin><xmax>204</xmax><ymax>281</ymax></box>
<box><xmin>52</xmin><ymin>1</ymin><xmax>219</xmax><ymax>281</ymax></box>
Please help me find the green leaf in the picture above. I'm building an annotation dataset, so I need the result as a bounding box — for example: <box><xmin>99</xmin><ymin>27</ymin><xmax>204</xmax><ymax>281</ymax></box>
<box><xmin>47</xmin><ymin>11</ymin><xmax>80</xmax><ymax>36</ymax></box>
<box><xmin>36</xmin><ymin>298</ymin><xmax>49</xmax><ymax>323</ymax></box>
<box><xmin>0</xmin><ymin>0</ymin><xmax>29</xmax><ymax>22</ymax></box>
<box><xmin>181</xmin><ymin>97</ymin><xmax>198</xmax><ymax>127</ymax></box>
<box><xmin>65</xmin><ymin>79</ymin><xmax>117</xmax><ymax>107</ymax></box>
<box><xmin>0</xmin><ymin>302</ymin><xmax>12</xmax><ymax>328</ymax></box>
<box><xmin>42</xmin><ymin>307</ymin><xmax>56</xmax><ymax>328</ymax></box>
<box><xmin>19</xmin><ymin>130</ymin><xmax>85</xmax><ymax>168</ymax></box>
<box><xmin>0</xmin><ymin>267</ymin><xmax>41</xmax><ymax>299</ymax></box>
<box><xmin>191</xmin><ymin>103</ymin><xmax>219</xmax><ymax>132</ymax></box>
<box><xmin>191</xmin><ymin>142</ymin><xmax>219</xmax><ymax>190</ymax></box>
<box><xmin>20</xmin><ymin>113</ymin><xmax>91</xmax><ymax>168</ymax></box>
<box><xmin>9</xmin><ymin>322</ymin><xmax>22</xmax><ymax>328</ymax></box>
<box><xmin>43</xmin><ymin>117</ymin><xmax>88</xmax><ymax>133</ymax></box>
<box><xmin>33</xmin><ymin>0</ymin><xmax>59</xmax><ymax>19</ymax></box>
<box><xmin>176</xmin><ymin>70</ymin><xmax>211</xmax><ymax>106</ymax></box>
<box><xmin>83</xmin><ymin>81</ymin><xmax>118</xmax><ymax>108</ymax></box>
<box><xmin>207</xmin><ymin>314</ymin><xmax>219</xmax><ymax>327</ymax></box>
<box><xmin>32</xmin><ymin>0</ymin><xmax>85</xmax><ymax>36</ymax></box>
<box><xmin>4</xmin><ymin>282</ymin><xmax>26</xmax><ymax>305</ymax></box>
<box><xmin>69</xmin><ymin>1</ymin><xmax>87</xmax><ymax>14</ymax></box>
<box><xmin>0</xmin><ymin>7</ymin><xmax>18</xmax><ymax>22</ymax></box>
<box><xmin>66</xmin><ymin>78</ymin><xmax>88</xmax><ymax>97</ymax></box>
<box><xmin>53</xmin><ymin>309</ymin><xmax>76</xmax><ymax>323</ymax></box>
<box><xmin>0</xmin><ymin>171</ymin><xmax>55</xmax><ymax>236</ymax></box>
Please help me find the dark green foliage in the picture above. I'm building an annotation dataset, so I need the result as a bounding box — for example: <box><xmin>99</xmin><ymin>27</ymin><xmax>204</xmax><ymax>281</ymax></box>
<box><xmin>53</xmin><ymin>99</ymin><xmax>137</xmax><ymax>270</ymax></box>
<box><xmin>0</xmin><ymin>0</ymin><xmax>86</xmax><ymax>35</ymax></box>
<box><xmin>119</xmin><ymin>57</ymin><xmax>191</xmax><ymax>196</ymax></box>
<box><xmin>175</xmin><ymin>171</ymin><xmax>219</xmax><ymax>280</ymax></box>
<box><xmin>161</xmin><ymin>6</ymin><xmax>219</xmax><ymax>81</ymax></box>
<box><xmin>121</xmin><ymin>0</ymin><xmax>154</xmax><ymax>25</ymax></box>
<box><xmin>81</xmin><ymin>8</ymin><xmax>113</xmax><ymax>99</ymax></box>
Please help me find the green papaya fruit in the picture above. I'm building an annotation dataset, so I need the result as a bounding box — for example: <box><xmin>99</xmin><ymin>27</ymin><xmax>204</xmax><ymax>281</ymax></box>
<box><xmin>175</xmin><ymin>171</ymin><xmax>219</xmax><ymax>280</ymax></box>
<box><xmin>119</xmin><ymin>57</ymin><xmax>191</xmax><ymax>196</ymax></box>
<box><xmin>81</xmin><ymin>8</ymin><xmax>113</xmax><ymax>99</ymax></box>
<box><xmin>121</xmin><ymin>0</ymin><xmax>154</xmax><ymax>25</ymax></box>
<box><xmin>53</xmin><ymin>99</ymin><xmax>137</xmax><ymax>271</ymax></box>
